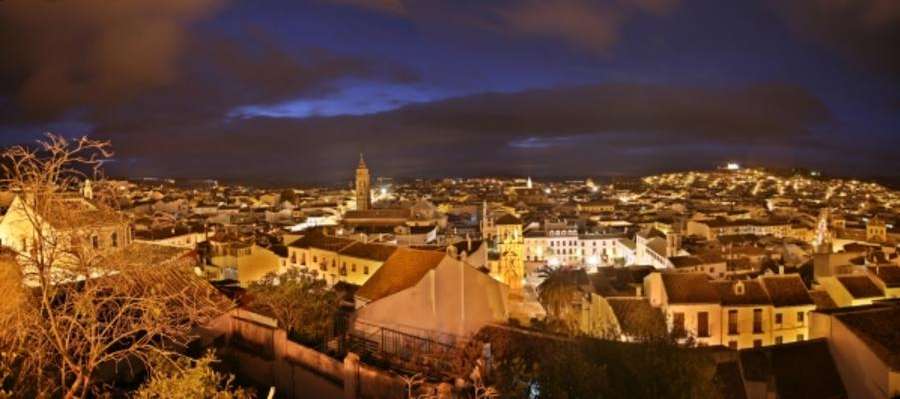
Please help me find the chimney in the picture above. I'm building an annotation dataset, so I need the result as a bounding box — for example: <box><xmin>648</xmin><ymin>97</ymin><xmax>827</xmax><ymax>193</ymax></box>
<box><xmin>635</xmin><ymin>285</ymin><xmax>643</xmax><ymax>297</ymax></box>
<box><xmin>778</xmin><ymin>265</ymin><xmax>784</xmax><ymax>275</ymax></box>
<box><xmin>466</xmin><ymin>234</ymin><xmax>472</xmax><ymax>252</ymax></box>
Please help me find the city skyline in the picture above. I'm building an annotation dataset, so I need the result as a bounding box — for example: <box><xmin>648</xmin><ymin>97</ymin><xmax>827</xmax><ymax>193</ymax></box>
<box><xmin>2</xmin><ymin>2</ymin><xmax>900</xmax><ymax>398</ymax></box>
<box><xmin>1</xmin><ymin>0</ymin><xmax>898</xmax><ymax>182</ymax></box>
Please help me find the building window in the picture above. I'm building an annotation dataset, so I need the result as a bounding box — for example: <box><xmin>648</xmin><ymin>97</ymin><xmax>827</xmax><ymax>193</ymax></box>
<box><xmin>92</xmin><ymin>235</ymin><xmax>100</xmax><ymax>250</ymax></box>
<box><xmin>697</xmin><ymin>312</ymin><xmax>709</xmax><ymax>338</ymax></box>
<box><xmin>673</xmin><ymin>313</ymin><xmax>686</xmax><ymax>337</ymax></box>
<box><xmin>728</xmin><ymin>341</ymin><xmax>737</xmax><ymax>349</ymax></box>
<box><xmin>775</xmin><ymin>336</ymin><xmax>783</xmax><ymax>344</ymax></box>
<box><xmin>352</xmin><ymin>264</ymin><xmax>357</xmax><ymax>273</ymax></box>
<box><xmin>753</xmin><ymin>339</ymin><xmax>762</xmax><ymax>348</ymax></box>
<box><xmin>797</xmin><ymin>311</ymin><xmax>805</xmax><ymax>323</ymax></box>
<box><xmin>363</xmin><ymin>266</ymin><xmax>369</xmax><ymax>275</ymax></box>
<box><xmin>111</xmin><ymin>232</ymin><xmax>118</xmax><ymax>248</ymax></box>
<box><xmin>753</xmin><ymin>309</ymin><xmax>763</xmax><ymax>334</ymax></box>
<box><xmin>797</xmin><ymin>334</ymin><xmax>804</xmax><ymax>341</ymax></box>
<box><xmin>728</xmin><ymin>310</ymin><xmax>738</xmax><ymax>335</ymax></box>
<box><xmin>775</xmin><ymin>313</ymin><xmax>782</xmax><ymax>325</ymax></box>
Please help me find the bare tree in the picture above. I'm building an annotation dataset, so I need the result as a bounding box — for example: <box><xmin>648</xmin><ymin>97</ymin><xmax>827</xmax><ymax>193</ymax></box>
<box><xmin>0</xmin><ymin>134</ymin><xmax>230</xmax><ymax>398</ymax></box>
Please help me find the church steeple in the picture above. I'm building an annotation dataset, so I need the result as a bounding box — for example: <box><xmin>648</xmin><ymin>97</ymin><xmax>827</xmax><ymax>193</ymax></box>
<box><xmin>358</xmin><ymin>153</ymin><xmax>367</xmax><ymax>169</ymax></box>
<box><xmin>355</xmin><ymin>153</ymin><xmax>372</xmax><ymax>211</ymax></box>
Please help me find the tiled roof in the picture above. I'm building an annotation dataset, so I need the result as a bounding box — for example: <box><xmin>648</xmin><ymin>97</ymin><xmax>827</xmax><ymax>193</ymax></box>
<box><xmin>809</xmin><ymin>290</ymin><xmax>838</xmax><ymax>310</ymax></box>
<box><xmin>711</xmin><ymin>280</ymin><xmax>772</xmax><ymax>306</ymax></box>
<box><xmin>661</xmin><ymin>273</ymin><xmax>720</xmax><ymax>304</ymax></box>
<box><xmin>833</xmin><ymin>303</ymin><xmax>900</xmax><ymax>370</ymax></box>
<box><xmin>868</xmin><ymin>265</ymin><xmax>900</xmax><ymax>288</ymax></box>
<box><xmin>355</xmin><ymin>248</ymin><xmax>447</xmax><ymax>302</ymax></box>
<box><xmin>669</xmin><ymin>255</ymin><xmax>704</xmax><ymax>268</ymax></box>
<box><xmin>307</xmin><ymin>235</ymin><xmax>356</xmax><ymax>252</ymax></box>
<box><xmin>494</xmin><ymin>213</ymin><xmax>521</xmax><ymax>225</ymax></box>
<box><xmin>836</xmin><ymin>275</ymin><xmax>884</xmax><ymax>299</ymax></box>
<box><xmin>760</xmin><ymin>275</ymin><xmax>814</xmax><ymax>307</ymax></box>
<box><xmin>339</xmin><ymin>242</ymin><xmax>398</xmax><ymax>262</ymax></box>
<box><xmin>739</xmin><ymin>339</ymin><xmax>847</xmax><ymax>399</ymax></box>
<box><xmin>343</xmin><ymin>208</ymin><xmax>410</xmax><ymax>220</ymax></box>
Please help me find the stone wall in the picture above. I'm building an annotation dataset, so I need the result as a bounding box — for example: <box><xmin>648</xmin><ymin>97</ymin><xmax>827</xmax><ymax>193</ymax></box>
<box><xmin>205</xmin><ymin>308</ymin><xmax>407</xmax><ymax>399</ymax></box>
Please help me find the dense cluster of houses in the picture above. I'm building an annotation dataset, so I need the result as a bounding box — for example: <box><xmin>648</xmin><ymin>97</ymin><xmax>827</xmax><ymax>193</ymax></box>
<box><xmin>3</xmin><ymin>161</ymin><xmax>899</xmax><ymax>398</ymax></box>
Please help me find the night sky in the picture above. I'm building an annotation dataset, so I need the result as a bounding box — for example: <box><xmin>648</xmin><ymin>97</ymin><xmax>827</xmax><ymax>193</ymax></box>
<box><xmin>1</xmin><ymin>0</ymin><xmax>898</xmax><ymax>184</ymax></box>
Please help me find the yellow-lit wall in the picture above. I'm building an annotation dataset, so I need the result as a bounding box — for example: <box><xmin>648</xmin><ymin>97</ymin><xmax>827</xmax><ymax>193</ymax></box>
<box><xmin>719</xmin><ymin>306</ymin><xmax>772</xmax><ymax>349</ymax></box>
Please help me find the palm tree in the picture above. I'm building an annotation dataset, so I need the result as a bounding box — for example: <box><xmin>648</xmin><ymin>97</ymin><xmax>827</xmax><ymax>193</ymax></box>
<box><xmin>536</xmin><ymin>266</ymin><xmax>585</xmax><ymax>333</ymax></box>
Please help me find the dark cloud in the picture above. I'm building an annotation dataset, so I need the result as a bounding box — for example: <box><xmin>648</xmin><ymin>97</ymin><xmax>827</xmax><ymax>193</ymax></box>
<box><xmin>772</xmin><ymin>0</ymin><xmax>900</xmax><ymax>79</ymax></box>
<box><xmin>323</xmin><ymin>0</ymin><xmax>680</xmax><ymax>53</ymax></box>
<box><xmin>91</xmin><ymin>32</ymin><xmax>417</xmax><ymax>131</ymax></box>
<box><xmin>0</xmin><ymin>0</ymin><xmax>223</xmax><ymax>120</ymax></box>
<box><xmin>0</xmin><ymin>0</ymin><xmax>419</xmax><ymax>126</ymax></box>
<box><xmin>92</xmin><ymin>82</ymin><xmax>840</xmax><ymax>182</ymax></box>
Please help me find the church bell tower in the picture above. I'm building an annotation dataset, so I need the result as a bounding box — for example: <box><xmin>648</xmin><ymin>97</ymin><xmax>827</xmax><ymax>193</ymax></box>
<box><xmin>355</xmin><ymin>154</ymin><xmax>372</xmax><ymax>211</ymax></box>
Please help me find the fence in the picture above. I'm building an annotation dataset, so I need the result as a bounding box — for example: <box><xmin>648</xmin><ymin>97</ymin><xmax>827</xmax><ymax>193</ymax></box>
<box><xmin>204</xmin><ymin>308</ymin><xmax>407</xmax><ymax>399</ymax></box>
<box><xmin>348</xmin><ymin>320</ymin><xmax>466</xmax><ymax>378</ymax></box>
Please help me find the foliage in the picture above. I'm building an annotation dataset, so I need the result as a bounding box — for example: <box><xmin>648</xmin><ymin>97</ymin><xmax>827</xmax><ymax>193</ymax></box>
<box><xmin>246</xmin><ymin>269</ymin><xmax>340</xmax><ymax>347</ymax></box>
<box><xmin>472</xmin><ymin>326</ymin><xmax>722</xmax><ymax>399</ymax></box>
<box><xmin>0</xmin><ymin>134</ymin><xmax>228</xmax><ymax>398</ymax></box>
<box><xmin>134</xmin><ymin>352</ymin><xmax>253</xmax><ymax>399</ymax></box>
<box><xmin>535</xmin><ymin>266</ymin><xmax>584</xmax><ymax>334</ymax></box>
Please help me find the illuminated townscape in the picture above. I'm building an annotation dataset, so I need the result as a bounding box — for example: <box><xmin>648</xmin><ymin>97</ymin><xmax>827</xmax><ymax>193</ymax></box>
<box><xmin>1</xmin><ymin>1</ymin><xmax>899</xmax><ymax>398</ymax></box>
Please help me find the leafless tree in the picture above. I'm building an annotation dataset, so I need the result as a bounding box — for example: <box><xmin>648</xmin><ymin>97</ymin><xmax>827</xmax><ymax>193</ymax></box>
<box><xmin>0</xmin><ymin>134</ymin><xmax>230</xmax><ymax>398</ymax></box>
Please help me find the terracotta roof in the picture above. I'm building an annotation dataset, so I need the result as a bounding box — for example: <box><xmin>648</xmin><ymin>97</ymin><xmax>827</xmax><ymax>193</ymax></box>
<box><xmin>494</xmin><ymin>213</ymin><xmax>521</xmax><ymax>225</ymax></box>
<box><xmin>868</xmin><ymin>265</ymin><xmax>900</xmax><ymax>288</ymax></box>
<box><xmin>829</xmin><ymin>302</ymin><xmax>900</xmax><ymax>369</ymax></box>
<box><xmin>101</xmin><ymin>242</ymin><xmax>194</xmax><ymax>267</ymax></box>
<box><xmin>338</xmin><ymin>242</ymin><xmax>398</xmax><ymax>262</ymax></box>
<box><xmin>307</xmin><ymin>235</ymin><xmax>356</xmax><ymax>252</ymax></box>
<box><xmin>355</xmin><ymin>248</ymin><xmax>447</xmax><ymax>302</ymax></box>
<box><xmin>711</xmin><ymin>280</ymin><xmax>772</xmax><ymax>306</ymax></box>
<box><xmin>661</xmin><ymin>273</ymin><xmax>719</xmax><ymax>304</ymax></box>
<box><xmin>836</xmin><ymin>275</ymin><xmax>884</xmax><ymax>299</ymax></box>
<box><xmin>343</xmin><ymin>208</ymin><xmax>410</xmax><ymax>220</ymax></box>
<box><xmin>739</xmin><ymin>339</ymin><xmax>847</xmax><ymax>399</ymax></box>
<box><xmin>669</xmin><ymin>255</ymin><xmax>704</xmax><ymax>269</ymax></box>
<box><xmin>809</xmin><ymin>290</ymin><xmax>838</xmax><ymax>310</ymax></box>
<box><xmin>759</xmin><ymin>275</ymin><xmax>814</xmax><ymax>307</ymax></box>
